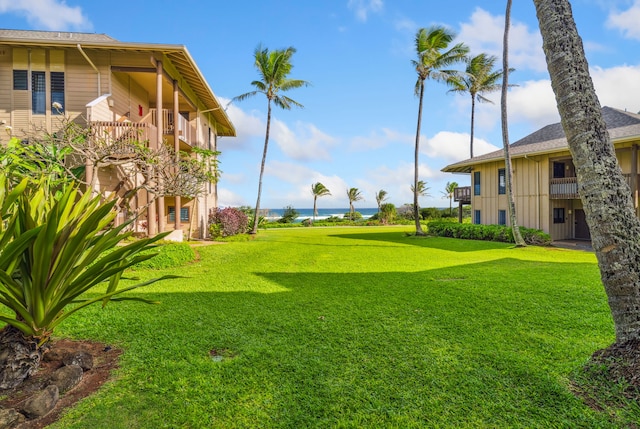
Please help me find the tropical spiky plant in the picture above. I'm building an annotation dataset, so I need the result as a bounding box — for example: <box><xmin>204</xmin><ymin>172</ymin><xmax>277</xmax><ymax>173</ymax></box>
<box><xmin>0</xmin><ymin>173</ymin><xmax>175</xmax><ymax>388</ymax></box>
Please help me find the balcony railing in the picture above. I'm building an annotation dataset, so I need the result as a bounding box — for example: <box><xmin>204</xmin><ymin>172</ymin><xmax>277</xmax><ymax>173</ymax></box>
<box><xmin>550</xmin><ymin>177</ymin><xmax>579</xmax><ymax>199</ymax></box>
<box><xmin>150</xmin><ymin>109</ymin><xmax>196</xmax><ymax>146</ymax></box>
<box><xmin>91</xmin><ymin>121</ymin><xmax>158</xmax><ymax>150</ymax></box>
<box><xmin>454</xmin><ymin>186</ymin><xmax>471</xmax><ymax>203</ymax></box>
<box><xmin>551</xmin><ymin>175</ymin><xmax>640</xmax><ymax>199</ymax></box>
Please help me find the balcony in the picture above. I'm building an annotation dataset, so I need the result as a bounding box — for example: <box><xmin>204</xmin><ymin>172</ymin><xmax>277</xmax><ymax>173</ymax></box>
<box><xmin>551</xmin><ymin>175</ymin><xmax>640</xmax><ymax>199</ymax></box>
<box><xmin>91</xmin><ymin>121</ymin><xmax>158</xmax><ymax>152</ymax></box>
<box><xmin>550</xmin><ymin>177</ymin><xmax>578</xmax><ymax>199</ymax></box>
<box><xmin>454</xmin><ymin>186</ymin><xmax>471</xmax><ymax>204</ymax></box>
<box><xmin>150</xmin><ymin>109</ymin><xmax>196</xmax><ymax>148</ymax></box>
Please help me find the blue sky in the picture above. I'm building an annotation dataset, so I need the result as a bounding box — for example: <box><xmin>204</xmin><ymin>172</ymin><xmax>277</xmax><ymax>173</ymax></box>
<box><xmin>3</xmin><ymin>0</ymin><xmax>640</xmax><ymax>210</ymax></box>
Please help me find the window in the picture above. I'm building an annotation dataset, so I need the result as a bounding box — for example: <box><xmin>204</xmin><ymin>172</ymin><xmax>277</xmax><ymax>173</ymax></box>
<box><xmin>498</xmin><ymin>210</ymin><xmax>506</xmax><ymax>225</ymax></box>
<box><xmin>473</xmin><ymin>171</ymin><xmax>481</xmax><ymax>196</ymax></box>
<box><xmin>13</xmin><ymin>70</ymin><xmax>28</xmax><ymax>90</ymax></box>
<box><xmin>553</xmin><ymin>162</ymin><xmax>566</xmax><ymax>179</ymax></box>
<box><xmin>553</xmin><ymin>208</ymin><xmax>565</xmax><ymax>224</ymax></box>
<box><xmin>168</xmin><ymin>206</ymin><xmax>189</xmax><ymax>222</ymax></box>
<box><xmin>31</xmin><ymin>71</ymin><xmax>46</xmax><ymax>114</ymax></box>
<box><xmin>474</xmin><ymin>210</ymin><xmax>481</xmax><ymax>225</ymax></box>
<box><xmin>50</xmin><ymin>72</ymin><xmax>65</xmax><ymax>114</ymax></box>
<box><xmin>498</xmin><ymin>169</ymin><xmax>506</xmax><ymax>195</ymax></box>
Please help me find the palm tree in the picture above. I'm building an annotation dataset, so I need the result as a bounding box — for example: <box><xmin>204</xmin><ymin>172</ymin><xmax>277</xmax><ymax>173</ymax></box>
<box><xmin>311</xmin><ymin>182</ymin><xmax>331</xmax><ymax>224</ymax></box>
<box><xmin>448</xmin><ymin>53</ymin><xmax>508</xmax><ymax>158</ymax></box>
<box><xmin>441</xmin><ymin>181</ymin><xmax>458</xmax><ymax>216</ymax></box>
<box><xmin>410</xmin><ymin>180</ymin><xmax>430</xmax><ymax>219</ymax></box>
<box><xmin>346</xmin><ymin>187</ymin><xmax>363</xmax><ymax>220</ymax></box>
<box><xmin>534</xmin><ymin>0</ymin><xmax>640</xmax><ymax>343</ymax></box>
<box><xmin>375</xmin><ymin>189</ymin><xmax>388</xmax><ymax>214</ymax></box>
<box><xmin>233</xmin><ymin>45</ymin><xmax>309</xmax><ymax>234</ymax></box>
<box><xmin>412</xmin><ymin>27</ymin><xmax>468</xmax><ymax>236</ymax></box>
<box><xmin>501</xmin><ymin>0</ymin><xmax>526</xmax><ymax>247</ymax></box>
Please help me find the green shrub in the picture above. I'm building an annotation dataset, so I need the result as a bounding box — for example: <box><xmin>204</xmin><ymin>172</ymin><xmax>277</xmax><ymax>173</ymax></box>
<box><xmin>278</xmin><ymin>205</ymin><xmax>299</xmax><ymax>223</ymax></box>
<box><xmin>427</xmin><ymin>221</ymin><xmax>551</xmax><ymax>246</ymax></box>
<box><xmin>344</xmin><ymin>211</ymin><xmax>363</xmax><ymax>221</ymax></box>
<box><xmin>133</xmin><ymin>242</ymin><xmax>196</xmax><ymax>270</ymax></box>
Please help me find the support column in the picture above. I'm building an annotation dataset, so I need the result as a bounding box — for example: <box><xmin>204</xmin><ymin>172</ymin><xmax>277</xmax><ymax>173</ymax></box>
<box><xmin>156</xmin><ymin>60</ymin><xmax>165</xmax><ymax>234</ymax></box>
<box><xmin>173</xmin><ymin>80</ymin><xmax>181</xmax><ymax>234</ymax></box>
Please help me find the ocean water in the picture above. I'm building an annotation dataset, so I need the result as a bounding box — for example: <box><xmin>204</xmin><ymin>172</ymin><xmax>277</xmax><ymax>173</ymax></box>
<box><xmin>264</xmin><ymin>208</ymin><xmax>378</xmax><ymax>222</ymax></box>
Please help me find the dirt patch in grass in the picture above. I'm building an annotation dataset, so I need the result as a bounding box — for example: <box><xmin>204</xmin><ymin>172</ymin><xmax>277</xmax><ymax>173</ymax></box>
<box><xmin>0</xmin><ymin>338</ymin><xmax>121</xmax><ymax>428</ymax></box>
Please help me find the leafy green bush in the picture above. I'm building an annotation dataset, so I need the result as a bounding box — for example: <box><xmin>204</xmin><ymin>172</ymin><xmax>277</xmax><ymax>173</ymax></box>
<box><xmin>278</xmin><ymin>205</ymin><xmax>300</xmax><ymax>223</ymax></box>
<box><xmin>344</xmin><ymin>211</ymin><xmax>363</xmax><ymax>221</ymax></box>
<box><xmin>133</xmin><ymin>242</ymin><xmax>196</xmax><ymax>270</ymax></box>
<box><xmin>427</xmin><ymin>221</ymin><xmax>551</xmax><ymax>246</ymax></box>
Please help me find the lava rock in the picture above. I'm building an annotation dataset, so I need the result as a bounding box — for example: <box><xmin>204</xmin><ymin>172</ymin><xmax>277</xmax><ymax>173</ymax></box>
<box><xmin>21</xmin><ymin>385</ymin><xmax>59</xmax><ymax>418</ymax></box>
<box><xmin>0</xmin><ymin>407</ymin><xmax>25</xmax><ymax>428</ymax></box>
<box><xmin>63</xmin><ymin>351</ymin><xmax>93</xmax><ymax>371</ymax></box>
<box><xmin>50</xmin><ymin>364</ymin><xmax>83</xmax><ymax>393</ymax></box>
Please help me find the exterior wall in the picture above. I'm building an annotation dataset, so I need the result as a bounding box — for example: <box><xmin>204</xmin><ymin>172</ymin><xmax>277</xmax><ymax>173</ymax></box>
<box><xmin>1</xmin><ymin>42</ymin><xmax>228</xmax><ymax>239</ymax></box>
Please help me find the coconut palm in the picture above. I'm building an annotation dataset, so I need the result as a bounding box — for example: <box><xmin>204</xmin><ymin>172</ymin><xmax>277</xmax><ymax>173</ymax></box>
<box><xmin>375</xmin><ymin>189</ymin><xmax>388</xmax><ymax>214</ymax></box>
<box><xmin>233</xmin><ymin>45</ymin><xmax>309</xmax><ymax>234</ymax></box>
<box><xmin>441</xmin><ymin>181</ymin><xmax>458</xmax><ymax>216</ymax></box>
<box><xmin>346</xmin><ymin>187</ymin><xmax>363</xmax><ymax>220</ymax></box>
<box><xmin>410</xmin><ymin>180</ymin><xmax>430</xmax><ymax>217</ymax></box>
<box><xmin>534</xmin><ymin>0</ymin><xmax>640</xmax><ymax>343</ymax></box>
<box><xmin>311</xmin><ymin>182</ymin><xmax>331</xmax><ymax>224</ymax></box>
<box><xmin>501</xmin><ymin>0</ymin><xmax>526</xmax><ymax>247</ymax></box>
<box><xmin>412</xmin><ymin>27</ymin><xmax>468</xmax><ymax>236</ymax></box>
<box><xmin>448</xmin><ymin>53</ymin><xmax>510</xmax><ymax>158</ymax></box>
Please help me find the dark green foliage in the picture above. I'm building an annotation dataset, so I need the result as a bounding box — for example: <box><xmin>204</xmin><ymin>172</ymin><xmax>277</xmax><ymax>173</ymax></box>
<box><xmin>420</xmin><ymin>207</ymin><xmax>441</xmax><ymax>220</ymax></box>
<box><xmin>344</xmin><ymin>211</ymin><xmax>363</xmax><ymax>221</ymax></box>
<box><xmin>278</xmin><ymin>205</ymin><xmax>299</xmax><ymax>223</ymax></box>
<box><xmin>427</xmin><ymin>221</ymin><xmax>551</xmax><ymax>245</ymax></box>
<box><xmin>133</xmin><ymin>243</ymin><xmax>196</xmax><ymax>270</ymax></box>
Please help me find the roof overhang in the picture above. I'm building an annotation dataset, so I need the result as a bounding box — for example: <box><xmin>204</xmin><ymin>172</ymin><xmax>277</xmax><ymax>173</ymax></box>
<box><xmin>0</xmin><ymin>34</ymin><xmax>236</xmax><ymax>136</ymax></box>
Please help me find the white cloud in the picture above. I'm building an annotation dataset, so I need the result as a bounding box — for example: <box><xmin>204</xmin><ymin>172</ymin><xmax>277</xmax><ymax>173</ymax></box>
<box><xmin>607</xmin><ymin>1</ymin><xmax>640</xmax><ymax>40</ymax></box>
<box><xmin>458</xmin><ymin>8</ymin><xmax>546</xmax><ymax>73</ymax></box>
<box><xmin>506</xmin><ymin>79</ymin><xmax>559</xmax><ymax>128</ymax></box>
<box><xmin>349</xmin><ymin>128</ymin><xmax>411</xmax><ymax>151</ymax></box>
<box><xmin>591</xmin><ymin>64</ymin><xmax>640</xmax><ymax>113</ymax></box>
<box><xmin>219</xmin><ymin>98</ymin><xmax>265</xmax><ymax>151</ymax></box>
<box><xmin>423</xmin><ymin>131</ymin><xmax>498</xmax><ymax>162</ymax></box>
<box><xmin>271</xmin><ymin>120</ymin><xmax>337</xmax><ymax>161</ymax></box>
<box><xmin>348</xmin><ymin>0</ymin><xmax>383</xmax><ymax>22</ymax></box>
<box><xmin>217</xmin><ymin>188</ymin><xmax>248</xmax><ymax>207</ymax></box>
<box><xmin>0</xmin><ymin>0</ymin><xmax>91</xmax><ymax>31</ymax></box>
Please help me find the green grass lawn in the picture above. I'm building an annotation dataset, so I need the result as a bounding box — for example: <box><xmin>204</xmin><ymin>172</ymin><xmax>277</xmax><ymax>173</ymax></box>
<box><xmin>47</xmin><ymin>226</ymin><xmax>632</xmax><ymax>428</ymax></box>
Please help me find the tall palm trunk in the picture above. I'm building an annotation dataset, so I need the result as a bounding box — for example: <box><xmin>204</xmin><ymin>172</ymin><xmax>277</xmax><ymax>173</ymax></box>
<box><xmin>312</xmin><ymin>196</ymin><xmax>317</xmax><ymax>224</ymax></box>
<box><xmin>502</xmin><ymin>0</ymin><xmax>525</xmax><ymax>247</ymax></box>
<box><xmin>469</xmin><ymin>95</ymin><xmax>476</xmax><ymax>159</ymax></box>
<box><xmin>251</xmin><ymin>99</ymin><xmax>272</xmax><ymax>234</ymax></box>
<box><xmin>413</xmin><ymin>80</ymin><xmax>426</xmax><ymax>236</ymax></box>
<box><xmin>534</xmin><ymin>0</ymin><xmax>640</xmax><ymax>342</ymax></box>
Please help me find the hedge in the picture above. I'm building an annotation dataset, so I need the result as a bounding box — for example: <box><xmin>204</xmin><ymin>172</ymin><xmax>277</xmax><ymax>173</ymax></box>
<box><xmin>427</xmin><ymin>222</ymin><xmax>551</xmax><ymax>246</ymax></box>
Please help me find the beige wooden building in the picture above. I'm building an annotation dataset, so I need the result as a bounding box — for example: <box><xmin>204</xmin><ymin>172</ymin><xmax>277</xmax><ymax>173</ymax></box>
<box><xmin>0</xmin><ymin>29</ymin><xmax>235</xmax><ymax>240</ymax></box>
<box><xmin>442</xmin><ymin>107</ymin><xmax>640</xmax><ymax>242</ymax></box>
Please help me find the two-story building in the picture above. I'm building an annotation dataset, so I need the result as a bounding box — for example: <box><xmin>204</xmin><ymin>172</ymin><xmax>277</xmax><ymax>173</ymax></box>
<box><xmin>442</xmin><ymin>106</ymin><xmax>640</xmax><ymax>242</ymax></box>
<box><xmin>0</xmin><ymin>29</ymin><xmax>235</xmax><ymax>239</ymax></box>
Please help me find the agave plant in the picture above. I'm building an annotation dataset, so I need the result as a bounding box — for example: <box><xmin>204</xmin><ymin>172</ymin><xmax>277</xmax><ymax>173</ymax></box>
<box><xmin>0</xmin><ymin>173</ymin><xmax>175</xmax><ymax>388</ymax></box>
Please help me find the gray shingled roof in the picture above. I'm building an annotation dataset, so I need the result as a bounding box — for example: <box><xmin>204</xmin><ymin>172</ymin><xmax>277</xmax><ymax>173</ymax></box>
<box><xmin>0</xmin><ymin>29</ymin><xmax>115</xmax><ymax>43</ymax></box>
<box><xmin>442</xmin><ymin>106</ymin><xmax>640</xmax><ymax>173</ymax></box>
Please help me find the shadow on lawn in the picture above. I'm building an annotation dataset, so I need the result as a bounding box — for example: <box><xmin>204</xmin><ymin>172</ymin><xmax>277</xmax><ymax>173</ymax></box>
<box><xmin>328</xmin><ymin>231</ymin><xmax>512</xmax><ymax>252</ymax></box>
<box><xmin>65</xmin><ymin>257</ymin><xmax>614</xmax><ymax>428</ymax></box>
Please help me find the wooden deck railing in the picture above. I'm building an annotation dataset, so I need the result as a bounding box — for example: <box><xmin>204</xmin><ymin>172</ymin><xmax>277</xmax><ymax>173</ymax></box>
<box><xmin>550</xmin><ymin>177</ymin><xmax>579</xmax><ymax>199</ymax></box>
<box><xmin>551</xmin><ymin>175</ymin><xmax>639</xmax><ymax>199</ymax></box>
<box><xmin>91</xmin><ymin>121</ymin><xmax>158</xmax><ymax>149</ymax></box>
<box><xmin>454</xmin><ymin>186</ymin><xmax>471</xmax><ymax>203</ymax></box>
<box><xmin>150</xmin><ymin>109</ymin><xmax>196</xmax><ymax>145</ymax></box>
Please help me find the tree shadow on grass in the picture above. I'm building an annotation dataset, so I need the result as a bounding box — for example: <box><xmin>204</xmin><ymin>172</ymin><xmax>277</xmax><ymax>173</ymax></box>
<box><xmin>60</xmin><ymin>257</ymin><xmax>616</xmax><ymax>428</ymax></box>
<box><xmin>329</xmin><ymin>230</ymin><xmax>514</xmax><ymax>252</ymax></box>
